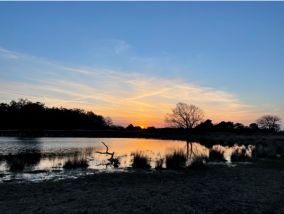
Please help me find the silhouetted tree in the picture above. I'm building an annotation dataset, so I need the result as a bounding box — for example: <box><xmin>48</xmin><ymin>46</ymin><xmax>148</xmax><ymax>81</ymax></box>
<box><xmin>0</xmin><ymin>99</ymin><xmax>111</xmax><ymax>130</ymax></box>
<box><xmin>256</xmin><ymin>115</ymin><xmax>281</xmax><ymax>132</ymax></box>
<box><xmin>165</xmin><ymin>103</ymin><xmax>204</xmax><ymax>160</ymax></box>
<box><xmin>104</xmin><ymin>116</ymin><xmax>113</xmax><ymax>127</ymax></box>
<box><xmin>214</xmin><ymin>121</ymin><xmax>234</xmax><ymax>131</ymax></box>
<box><xmin>126</xmin><ymin>124</ymin><xmax>134</xmax><ymax>130</ymax></box>
<box><xmin>249</xmin><ymin>123</ymin><xmax>259</xmax><ymax>130</ymax></box>
<box><xmin>195</xmin><ymin>119</ymin><xmax>214</xmax><ymax>131</ymax></box>
<box><xmin>146</xmin><ymin>126</ymin><xmax>156</xmax><ymax>131</ymax></box>
<box><xmin>126</xmin><ymin>124</ymin><xmax>142</xmax><ymax>130</ymax></box>
<box><xmin>165</xmin><ymin>103</ymin><xmax>204</xmax><ymax>129</ymax></box>
<box><xmin>234</xmin><ymin>123</ymin><xmax>245</xmax><ymax>130</ymax></box>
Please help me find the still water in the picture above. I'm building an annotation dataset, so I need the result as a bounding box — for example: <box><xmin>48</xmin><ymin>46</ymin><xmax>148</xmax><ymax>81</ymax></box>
<box><xmin>0</xmin><ymin>137</ymin><xmax>253</xmax><ymax>182</ymax></box>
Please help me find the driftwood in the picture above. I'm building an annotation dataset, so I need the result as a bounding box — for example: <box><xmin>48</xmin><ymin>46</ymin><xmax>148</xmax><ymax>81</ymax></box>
<box><xmin>96</xmin><ymin>142</ymin><xmax>120</xmax><ymax>168</ymax></box>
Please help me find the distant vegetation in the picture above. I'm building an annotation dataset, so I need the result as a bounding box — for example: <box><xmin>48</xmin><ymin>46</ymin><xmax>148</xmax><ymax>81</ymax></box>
<box><xmin>0</xmin><ymin>99</ymin><xmax>110</xmax><ymax>130</ymax></box>
<box><xmin>165</xmin><ymin>102</ymin><xmax>282</xmax><ymax>133</ymax></box>
<box><xmin>0</xmin><ymin>99</ymin><xmax>282</xmax><ymax>133</ymax></box>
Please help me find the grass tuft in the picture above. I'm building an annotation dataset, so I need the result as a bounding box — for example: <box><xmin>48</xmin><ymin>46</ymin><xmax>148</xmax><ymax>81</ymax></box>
<box><xmin>131</xmin><ymin>152</ymin><xmax>151</xmax><ymax>169</ymax></box>
<box><xmin>231</xmin><ymin>149</ymin><xmax>252</xmax><ymax>162</ymax></box>
<box><xmin>208</xmin><ymin>149</ymin><xmax>226</xmax><ymax>162</ymax></box>
<box><xmin>63</xmin><ymin>157</ymin><xmax>89</xmax><ymax>169</ymax></box>
<box><xmin>188</xmin><ymin>156</ymin><xmax>207</xmax><ymax>169</ymax></box>
<box><xmin>165</xmin><ymin>150</ymin><xmax>187</xmax><ymax>170</ymax></box>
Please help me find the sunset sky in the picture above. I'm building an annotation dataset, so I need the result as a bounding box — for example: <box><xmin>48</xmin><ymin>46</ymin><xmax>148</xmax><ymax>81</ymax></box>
<box><xmin>0</xmin><ymin>2</ymin><xmax>283</xmax><ymax>128</ymax></box>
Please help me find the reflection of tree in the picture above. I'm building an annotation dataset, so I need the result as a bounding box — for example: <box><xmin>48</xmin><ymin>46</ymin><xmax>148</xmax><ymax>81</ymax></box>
<box><xmin>5</xmin><ymin>149</ymin><xmax>42</xmax><ymax>172</ymax></box>
<box><xmin>15</xmin><ymin>137</ymin><xmax>42</xmax><ymax>153</ymax></box>
<box><xmin>165</xmin><ymin>103</ymin><xmax>204</xmax><ymax>161</ymax></box>
<box><xmin>186</xmin><ymin>140</ymin><xmax>192</xmax><ymax>159</ymax></box>
<box><xmin>0</xmin><ymin>137</ymin><xmax>43</xmax><ymax>172</ymax></box>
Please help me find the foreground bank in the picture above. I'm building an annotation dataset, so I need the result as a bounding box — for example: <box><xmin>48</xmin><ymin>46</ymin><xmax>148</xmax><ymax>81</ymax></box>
<box><xmin>0</xmin><ymin>160</ymin><xmax>283</xmax><ymax>214</ymax></box>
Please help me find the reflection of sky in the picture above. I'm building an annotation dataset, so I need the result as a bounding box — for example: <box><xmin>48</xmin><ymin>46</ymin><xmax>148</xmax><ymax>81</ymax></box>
<box><xmin>0</xmin><ymin>2</ymin><xmax>283</xmax><ymax>127</ymax></box>
<box><xmin>0</xmin><ymin>137</ymin><xmax>42</xmax><ymax>155</ymax></box>
<box><xmin>0</xmin><ymin>137</ymin><xmax>255</xmax><ymax>182</ymax></box>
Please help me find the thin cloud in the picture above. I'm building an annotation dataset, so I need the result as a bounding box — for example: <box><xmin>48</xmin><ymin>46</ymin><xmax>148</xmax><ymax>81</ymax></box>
<box><xmin>0</xmin><ymin>47</ymin><xmax>279</xmax><ymax>127</ymax></box>
<box><xmin>0</xmin><ymin>47</ymin><xmax>19</xmax><ymax>60</ymax></box>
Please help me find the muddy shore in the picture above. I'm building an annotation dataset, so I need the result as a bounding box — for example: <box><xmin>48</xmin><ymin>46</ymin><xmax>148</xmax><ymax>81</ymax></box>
<box><xmin>0</xmin><ymin>160</ymin><xmax>283</xmax><ymax>214</ymax></box>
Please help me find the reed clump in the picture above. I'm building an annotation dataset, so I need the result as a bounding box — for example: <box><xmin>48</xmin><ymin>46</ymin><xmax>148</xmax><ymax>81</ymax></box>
<box><xmin>165</xmin><ymin>150</ymin><xmax>187</xmax><ymax>170</ymax></box>
<box><xmin>208</xmin><ymin>149</ymin><xmax>226</xmax><ymax>162</ymax></box>
<box><xmin>131</xmin><ymin>152</ymin><xmax>151</xmax><ymax>169</ymax></box>
<box><xmin>63</xmin><ymin>157</ymin><xmax>89</xmax><ymax>169</ymax></box>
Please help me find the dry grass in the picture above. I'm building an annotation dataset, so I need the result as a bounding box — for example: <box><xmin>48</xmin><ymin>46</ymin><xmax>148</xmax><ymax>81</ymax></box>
<box><xmin>165</xmin><ymin>150</ymin><xmax>187</xmax><ymax>170</ymax></box>
<box><xmin>131</xmin><ymin>152</ymin><xmax>151</xmax><ymax>169</ymax></box>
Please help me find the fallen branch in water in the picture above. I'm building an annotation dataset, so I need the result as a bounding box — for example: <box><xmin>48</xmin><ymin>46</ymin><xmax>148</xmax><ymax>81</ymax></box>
<box><xmin>96</xmin><ymin>142</ymin><xmax>120</xmax><ymax>168</ymax></box>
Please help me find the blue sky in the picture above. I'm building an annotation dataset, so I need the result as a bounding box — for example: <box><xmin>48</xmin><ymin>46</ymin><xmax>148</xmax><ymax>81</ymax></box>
<box><xmin>0</xmin><ymin>2</ymin><xmax>283</xmax><ymax>127</ymax></box>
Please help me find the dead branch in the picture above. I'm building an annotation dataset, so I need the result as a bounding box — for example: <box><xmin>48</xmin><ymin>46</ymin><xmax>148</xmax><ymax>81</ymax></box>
<box><xmin>96</xmin><ymin>142</ymin><xmax>120</xmax><ymax>168</ymax></box>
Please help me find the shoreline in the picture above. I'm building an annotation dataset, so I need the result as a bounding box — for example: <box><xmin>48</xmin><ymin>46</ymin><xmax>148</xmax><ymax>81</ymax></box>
<box><xmin>1</xmin><ymin>129</ymin><xmax>284</xmax><ymax>138</ymax></box>
<box><xmin>0</xmin><ymin>160</ymin><xmax>283</xmax><ymax>213</ymax></box>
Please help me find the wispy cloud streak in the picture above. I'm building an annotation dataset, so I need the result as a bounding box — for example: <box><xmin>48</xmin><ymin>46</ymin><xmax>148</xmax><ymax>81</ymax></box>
<box><xmin>0</xmin><ymin>47</ymin><xmax>279</xmax><ymax>127</ymax></box>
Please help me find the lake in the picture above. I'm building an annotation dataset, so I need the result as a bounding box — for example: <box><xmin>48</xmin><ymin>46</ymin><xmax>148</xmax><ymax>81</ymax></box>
<box><xmin>0</xmin><ymin>137</ymin><xmax>254</xmax><ymax>182</ymax></box>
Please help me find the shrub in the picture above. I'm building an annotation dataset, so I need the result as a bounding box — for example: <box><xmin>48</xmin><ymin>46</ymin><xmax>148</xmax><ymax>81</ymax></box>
<box><xmin>208</xmin><ymin>149</ymin><xmax>226</xmax><ymax>162</ymax></box>
<box><xmin>188</xmin><ymin>156</ymin><xmax>207</xmax><ymax>169</ymax></box>
<box><xmin>5</xmin><ymin>151</ymin><xmax>41</xmax><ymax>172</ymax></box>
<box><xmin>165</xmin><ymin>150</ymin><xmax>187</xmax><ymax>170</ymax></box>
<box><xmin>131</xmin><ymin>152</ymin><xmax>151</xmax><ymax>169</ymax></box>
<box><xmin>231</xmin><ymin>149</ymin><xmax>251</xmax><ymax>162</ymax></box>
<box><xmin>63</xmin><ymin>157</ymin><xmax>89</xmax><ymax>169</ymax></box>
<box><xmin>6</xmin><ymin>158</ymin><xmax>26</xmax><ymax>172</ymax></box>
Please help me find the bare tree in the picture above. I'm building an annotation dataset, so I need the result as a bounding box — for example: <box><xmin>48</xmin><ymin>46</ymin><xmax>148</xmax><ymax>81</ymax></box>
<box><xmin>104</xmin><ymin>116</ymin><xmax>113</xmax><ymax>127</ymax></box>
<box><xmin>256</xmin><ymin>115</ymin><xmax>281</xmax><ymax>132</ymax></box>
<box><xmin>165</xmin><ymin>102</ymin><xmax>204</xmax><ymax>129</ymax></box>
<box><xmin>165</xmin><ymin>103</ymin><xmax>204</xmax><ymax>160</ymax></box>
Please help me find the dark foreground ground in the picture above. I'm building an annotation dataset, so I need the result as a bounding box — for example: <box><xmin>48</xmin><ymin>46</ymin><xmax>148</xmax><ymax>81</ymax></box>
<box><xmin>0</xmin><ymin>160</ymin><xmax>284</xmax><ymax>214</ymax></box>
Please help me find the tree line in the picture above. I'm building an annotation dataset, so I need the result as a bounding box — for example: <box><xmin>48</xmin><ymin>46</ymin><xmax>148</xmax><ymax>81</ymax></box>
<box><xmin>0</xmin><ymin>99</ymin><xmax>282</xmax><ymax>132</ymax></box>
<box><xmin>0</xmin><ymin>99</ymin><xmax>111</xmax><ymax>130</ymax></box>
<box><xmin>165</xmin><ymin>102</ymin><xmax>282</xmax><ymax>133</ymax></box>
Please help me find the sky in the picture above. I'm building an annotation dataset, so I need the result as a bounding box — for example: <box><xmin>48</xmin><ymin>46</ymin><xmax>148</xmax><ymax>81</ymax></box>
<box><xmin>0</xmin><ymin>2</ymin><xmax>283</xmax><ymax>128</ymax></box>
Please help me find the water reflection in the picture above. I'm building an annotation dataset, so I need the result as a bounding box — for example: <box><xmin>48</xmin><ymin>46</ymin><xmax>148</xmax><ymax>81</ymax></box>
<box><xmin>0</xmin><ymin>137</ymin><xmax>257</xmax><ymax>182</ymax></box>
<box><xmin>0</xmin><ymin>137</ymin><xmax>42</xmax><ymax>155</ymax></box>
<box><xmin>5</xmin><ymin>149</ymin><xmax>42</xmax><ymax>172</ymax></box>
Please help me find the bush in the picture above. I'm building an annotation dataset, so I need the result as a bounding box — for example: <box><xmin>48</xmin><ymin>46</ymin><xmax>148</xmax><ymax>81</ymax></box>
<box><xmin>131</xmin><ymin>152</ymin><xmax>151</xmax><ymax>169</ymax></box>
<box><xmin>209</xmin><ymin>149</ymin><xmax>226</xmax><ymax>162</ymax></box>
<box><xmin>231</xmin><ymin>149</ymin><xmax>251</xmax><ymax>162</ymax></box>
<box><xmin>63</xmin><ymin>157</ymin><xmax>89</xmax><ymax>169</ymax></box>
<box><xmin>188</xmin><ymin>156</ymin><xmax>207</xmax><ymax>169</ymax></box>
<box><xmin>252</xmin><ymin>144</ymin><xmax>280</xmax><ymax>159</ymax></box>
<box><xmin>4</xmin><ymin>151</ymin><xmax>41</xmax><ymax>172</ymax></box>
<box><xmin>6</xmin><ymin>158</ymin><xmax>26</xmax><ymax>172</ymax></box>
<box><xmin>165</xmin><ymin>150</ymin><xmax>187</xmax><ymax>170</ymax></box>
